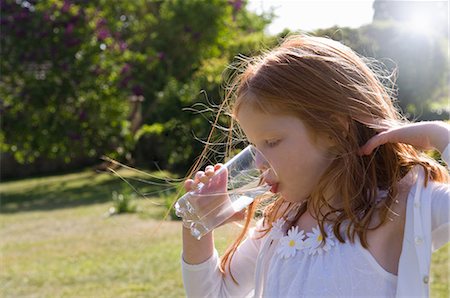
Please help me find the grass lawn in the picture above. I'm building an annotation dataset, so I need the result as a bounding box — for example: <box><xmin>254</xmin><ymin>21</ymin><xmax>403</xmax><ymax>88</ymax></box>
<box><xmin>0</xmin><ymin>169</ymin><xmax>241</xmax><ymax>297</ymax></box>
<box><xmin>0</xmin><ymin>169</ymin><xmax>449</xmax><ymax>297</ymax></box>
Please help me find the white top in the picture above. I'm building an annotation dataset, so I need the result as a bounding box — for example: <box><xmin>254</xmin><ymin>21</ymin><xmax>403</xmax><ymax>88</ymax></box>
<box><xmin>263</xmin><ymin>220</ymin><xmax>397</xmax><ymax>297</ymax></box>
<box><xmin>181</xmin><ymin>144</ymin><xmax>450</xmax><ymax>297</ymax></box>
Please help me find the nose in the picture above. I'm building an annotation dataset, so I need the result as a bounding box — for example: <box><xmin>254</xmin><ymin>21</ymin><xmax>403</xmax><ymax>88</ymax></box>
<box><xmin>255</xmin><ymin>151</ymin><xmax>269</xmax><ymax>172</ymax></box>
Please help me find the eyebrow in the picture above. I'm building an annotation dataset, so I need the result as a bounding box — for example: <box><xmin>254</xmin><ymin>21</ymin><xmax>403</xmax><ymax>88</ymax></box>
<box><xmin>247</xmin><ymin>131</ymin><xmax>282</xmax><ymax>145</ymax></box>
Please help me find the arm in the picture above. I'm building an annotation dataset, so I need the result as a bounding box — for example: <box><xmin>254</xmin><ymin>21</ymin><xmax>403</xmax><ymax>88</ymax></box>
<box><xmin>181</xmin><ymin>221</ymin><xmax>264</xmax><ymax>297</ymax></box>
<box><xmin>360</xmin><ymin>121</ymin><xmax>450</xmax><ymax>250</ymax></box>
<box><xmin>429</xmin><ymin>182</ymin><xmax>450</xmax><ymax>251</ymax></box>
<box><xmin>182</xmin><ymin>164</ymin><xmax>247</xmax><ymax>264</ymax></box>
<box><xmin>359</xmin><ymin>121</ymin><xmax>450</xmax><ymax>156</ymax></box>
<box><xmin>181</xmin><ymin>164</ymin><xmax>263</xmax><ymax>297</ymax></box>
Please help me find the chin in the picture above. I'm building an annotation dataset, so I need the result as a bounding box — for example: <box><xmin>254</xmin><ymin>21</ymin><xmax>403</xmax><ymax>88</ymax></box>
<box><xmin>280</xmin><ymin>193</ymin><xmax>297</xmax><ymax>202</ymax></box>
<box><xmin>282</xmin><ymin>191</ymin><xmax>308</xmax><ymax>203</ymax></box>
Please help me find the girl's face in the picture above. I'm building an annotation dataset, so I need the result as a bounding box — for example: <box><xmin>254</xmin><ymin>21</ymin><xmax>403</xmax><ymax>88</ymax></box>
<box><xmin>236</xmin><ymin>104</ymin><xmax>335</xmax><ymax>203</ymax></box>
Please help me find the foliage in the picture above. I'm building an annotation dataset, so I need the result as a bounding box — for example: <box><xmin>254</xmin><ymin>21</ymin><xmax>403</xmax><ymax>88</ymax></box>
<box><xmin>107</xmin><ymin>191</ymin><xmax>137</xmax><ymax>216</ymax></box>
<box><xmin>1</xmin><ymin>0</ymin><xmax>131</xmax><ymax>164</ymax></box>
<box><xmin>3</xmin><ymin>0</ymin><xmax>447</xmax><ymax>177</ymax></box>
<box><xmin>313</xmin><ymin>22</ymin><xmax>449</xmax><ymax>121</ymax></box>
<box><xmin>126</xmin><ymin>0</ymin><xmax>274</xmax><ymax>171</ymax></box>
<box><xmin>0</xmin><ymin>0</ymin><xmax>273</xmax><ymax>174</ymax></box>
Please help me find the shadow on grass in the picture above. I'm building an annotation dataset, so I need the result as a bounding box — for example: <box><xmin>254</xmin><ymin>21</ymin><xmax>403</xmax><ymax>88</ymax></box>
<box><xmin>0</xmin><ymin>171</ymin><xmax>173</xmax><ymax>214</ymax></box>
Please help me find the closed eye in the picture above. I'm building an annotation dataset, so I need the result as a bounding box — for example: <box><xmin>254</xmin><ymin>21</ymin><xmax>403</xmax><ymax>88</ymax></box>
<box><xmin>265</xmin><ymin>139</ymin><xmax>280</xmax><ymax>147</ymax></box>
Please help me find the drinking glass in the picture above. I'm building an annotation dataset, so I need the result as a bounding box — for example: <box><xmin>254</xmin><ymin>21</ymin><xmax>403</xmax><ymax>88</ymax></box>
<box><xmin>174</xmin><ymin>145</ymin><xmax>276</xmax><ymax>240</ymax></box>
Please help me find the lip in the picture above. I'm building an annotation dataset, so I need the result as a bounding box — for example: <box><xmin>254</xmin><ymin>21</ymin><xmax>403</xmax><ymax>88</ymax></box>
<box><xmin>269</xmin><ymin>183</ymin><xmax>279</xmax><ymax>193</ymax></box>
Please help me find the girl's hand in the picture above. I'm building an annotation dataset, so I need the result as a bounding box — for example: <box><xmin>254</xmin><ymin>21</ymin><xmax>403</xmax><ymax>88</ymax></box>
<box><xmin>184</xmin><ymin>164</ymin><xmax>223</xmax><ymax>193</ymax></box>
<box><xmin>359</xmin><ymin>121</ymin><xmax>450</xmax><ymax>156</ymax></box>
<box><xmin>183</xmin><ymin>164</ymin><xmax>246</xmax><ymax>226</ymax></box>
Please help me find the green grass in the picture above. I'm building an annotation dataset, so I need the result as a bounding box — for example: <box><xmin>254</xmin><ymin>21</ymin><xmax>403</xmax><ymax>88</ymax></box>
<box><xmin>0</xmin><ymin>169</ymin><xmax>448</xmax><ymax>297</ymax></box>
<box><xmin>0</xmin><ymin>169</ymin><xmax>239</xmax><ymax>297</ymax></box>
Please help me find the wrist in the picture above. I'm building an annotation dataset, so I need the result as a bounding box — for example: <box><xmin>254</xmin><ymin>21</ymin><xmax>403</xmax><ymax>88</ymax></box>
<box><xmin>432</xmin><ymin>121</ymin><xmax>450</xmax><ymax>153</ymax></box>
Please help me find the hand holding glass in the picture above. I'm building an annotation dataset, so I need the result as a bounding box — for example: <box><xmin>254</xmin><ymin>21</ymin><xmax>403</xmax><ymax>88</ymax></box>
<box><xmin>175</xmin><ymin>145</ymin><xmax>275</xmax><ymax>240</ymax></box>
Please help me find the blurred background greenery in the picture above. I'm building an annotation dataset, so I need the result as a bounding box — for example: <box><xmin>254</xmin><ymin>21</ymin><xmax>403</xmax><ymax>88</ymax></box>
<box><xmin>1</xmin><ymin>0</ymin><xmax>448</xmax><ymax>179</ymax></box>
<box><xmin>0</xmin><ymin>1</ymin><xmax>449</xmax><ymax>297</ymax></box>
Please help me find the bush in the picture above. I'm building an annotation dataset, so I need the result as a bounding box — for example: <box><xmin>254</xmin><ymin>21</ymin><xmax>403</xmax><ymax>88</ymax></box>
<box><xmin>108</xmin><ymin>191</ymin><xmax>137</xmax><ymax>216</ymax></box>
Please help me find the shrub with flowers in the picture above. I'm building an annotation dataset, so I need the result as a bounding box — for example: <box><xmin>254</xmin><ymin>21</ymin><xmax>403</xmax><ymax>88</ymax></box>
<box><xmin>0</xmin><ymin>0</ymin><xmax>274</xmax><ymax>175</ymax></box>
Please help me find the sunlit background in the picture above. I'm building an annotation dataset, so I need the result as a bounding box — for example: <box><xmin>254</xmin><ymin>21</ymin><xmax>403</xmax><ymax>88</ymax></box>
<box><xmin>250</xmin><ymin>0</ymin><xmax>449</xmax><ymax>35</ymax></box>
<box><xmin>249</xmin><ymin>0</ymin><xmax>374</xmax><ymax>33</ymax></box>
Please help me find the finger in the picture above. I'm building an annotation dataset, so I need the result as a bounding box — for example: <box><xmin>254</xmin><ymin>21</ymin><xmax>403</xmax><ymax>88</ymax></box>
<box><xmin>359</xmin><ymin>131</ymin><xmax>391</xmax><ymax>155</ymax></box>
<box><xmin>205</xmin><ymin>165</ymin><xmax>215</xmax><ymax>177</ymax></box>
<box><xmin>184</xmin><ymin>179</ymin><xmax>195</xmax><ymax>191</ymax></box>
<box><xmin>214</xmin><ymin>163</ymin><xmax>224</xmax><ymax>171</ymax></box>
<box><xmin>194</xmin><ymin>171</ymin><xmax>205</xmax><ymax>183</ymax></box>
<box><xmin>199</xmin><ymin>173</ymin><xmax>210</xmax><ymax>184</ymax></box>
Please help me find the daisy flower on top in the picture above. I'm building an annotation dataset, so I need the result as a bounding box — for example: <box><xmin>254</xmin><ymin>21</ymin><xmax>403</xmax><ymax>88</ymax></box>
<box><xmin>304</xmin><ymin>224</ymin><xmax>336</xmax><ymax>256</ymax></box>
<box><xmin>276</xmin><ymin>226</ymin><xmax>306</xmax><ymax>259</ymax></box>
<box><xmin>270</xmin><ymin>217</ymin><xmax>286</xmax><ymax>240</ymax></box>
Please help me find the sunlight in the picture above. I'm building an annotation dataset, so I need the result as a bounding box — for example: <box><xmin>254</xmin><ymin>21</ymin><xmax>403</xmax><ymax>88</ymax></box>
<box><xmin>405</xmin><ymin>13</ymin><xmax>434</xmax><ymax>34</ymax></box>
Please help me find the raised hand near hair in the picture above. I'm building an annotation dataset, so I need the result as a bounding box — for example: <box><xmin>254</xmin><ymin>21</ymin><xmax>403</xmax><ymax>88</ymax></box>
<box><xmin>359</xmin><ymin>121</ymin><xmax>450</xmax><ymax>156</ymax></box>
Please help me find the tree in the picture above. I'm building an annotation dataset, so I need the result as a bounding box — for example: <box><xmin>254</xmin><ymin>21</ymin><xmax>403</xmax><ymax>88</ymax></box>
<box><xmin>313</xmin><ymin>21</ymin><xmax>449</xmax><ymax>121</ymax></box>
<box><xmin>0</xmin><ymin>0</ymin><xmax>274</xmax><ymax>175</ymax></box>
<box><xmin>1</xmin><ymin>0</ymin><xmax>130</xmax><ymax>164</ymax></box>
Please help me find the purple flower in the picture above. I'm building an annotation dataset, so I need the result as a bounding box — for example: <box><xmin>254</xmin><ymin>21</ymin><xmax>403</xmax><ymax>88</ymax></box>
<box><xmin>61</xmin><ymin>0</ymin><xmax>71</xmax><ymax>13</ymax></box>
<box><xmin>228</xmin><ymin>0</ymin><xmax>243</xmax><ymax>11</ymax></box>
<box><xmin>43</xmin><ymin>12</ymin><xmax>51</xmax><ymax>21</ymax></box>
<box><xmin>70</xmin><ymin>14</ymin><xmax>80</xmax><ymax>24</ymax></box>
<box><xmin>120</xmin><ymin>76</ymin><xmax>131</xmax><ymax>88</ymax></box>
<box><xmin>157</xmin><ymin>52</ymin><xmax>165</xmax><ymax>60</ymax></box>
<box><xmin>120</xmin><ymin>63</ymin><xmax>131</xmax><ymax>75</ymax></box>
<box><xmin>14</xmin><ymin>11</ymin><xmax>29</xmax><ymax>21</ymax></box>
<box><xmin>96</xmin><ymin>18</ymin><xmax>107</xmax><ymax>28</ymax></box>
<box><xmin>119</xmin><ymin>41</ymin><xmax>127</xmax><ymax>51</ymax></box>
<box><xmin>97</xmin><ymin>28</ymin><xmax>109</xmax><ymax>41</ymax></box>
<box><xmin>64</xmin><ymin>38</ymin><xmax>80</xmax><ymax>47</ymax></box>
<box><xmin>65</xmin><ymin>23</ymin><xmax>74</xmax><ymax>34</ymax></box>
<box><xmin>132</xmin><ymin>85</ymin><xmax>143</xmax><ymax>96</ymax></box>
<box><xmin>79</xmin><ymin>110</ymin><xmax>87</xmax><ymax>121</ymax></box>
<box><xmin>233</xmin><ymin>0</ymin><xmax>243</xmax><ymax>11</ymax></box>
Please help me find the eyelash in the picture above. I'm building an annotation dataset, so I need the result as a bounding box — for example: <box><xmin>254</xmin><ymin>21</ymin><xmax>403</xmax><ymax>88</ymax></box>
<box><xmin>265</xmin><ymin>139</ymin><xmax>280</xmax><ymax>147</ymax></box>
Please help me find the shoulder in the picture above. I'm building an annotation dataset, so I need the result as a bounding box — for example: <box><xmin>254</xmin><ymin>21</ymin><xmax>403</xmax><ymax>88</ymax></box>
<box><xmin>427</xmin><ymin>180</ymin><xmax>450</xmax><ymax>209</ymax></box>
<box><xmin>419</xmin><ymin>174</ymin><xmax>449</xmax><ymax>203</ymax></box>
<box><xmin>410</xmin><ymin>174</ymin><xmax>449</xmax><ymax>222</ymax></box>
<box><xmin>409</xmin><ymin>165</ymin><xmax>449</xmax><ymax>201</ymax></box>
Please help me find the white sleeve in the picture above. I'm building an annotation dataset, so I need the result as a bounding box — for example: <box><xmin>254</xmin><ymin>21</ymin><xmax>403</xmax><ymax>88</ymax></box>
<box><xmin>181</xmin><ymin>221</ymin><xmax>265</xmax><ymax>297</ymax></box>
<box><xmin>431</xmin><ymin>143</ymin><xmax>450</xmax><ymax>251</ymax></box>
<box><xmin>441</xmin><ymin>143</ymin><xmax>450</xmax><ymax>165</ymax></box>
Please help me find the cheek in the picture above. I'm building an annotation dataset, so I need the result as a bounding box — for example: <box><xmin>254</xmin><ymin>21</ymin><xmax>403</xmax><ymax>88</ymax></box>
<box><xmin>286</xmin><ymin>144</ymin><xmax>330</xmax><ymax>180</ymax></box>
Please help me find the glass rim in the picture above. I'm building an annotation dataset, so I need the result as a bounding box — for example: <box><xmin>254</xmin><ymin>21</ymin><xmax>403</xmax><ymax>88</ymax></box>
<box><xmin>225</xmin><ymin>144</ymin><xmax>278</xmax><ymax>179</ymax></box>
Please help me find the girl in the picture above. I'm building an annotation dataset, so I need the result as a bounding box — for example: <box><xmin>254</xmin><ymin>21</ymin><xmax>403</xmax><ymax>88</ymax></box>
<box><xmin>180</xmin><ymin>34</ymin><xmax>450</xmax><ymax>297</ymax></box>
